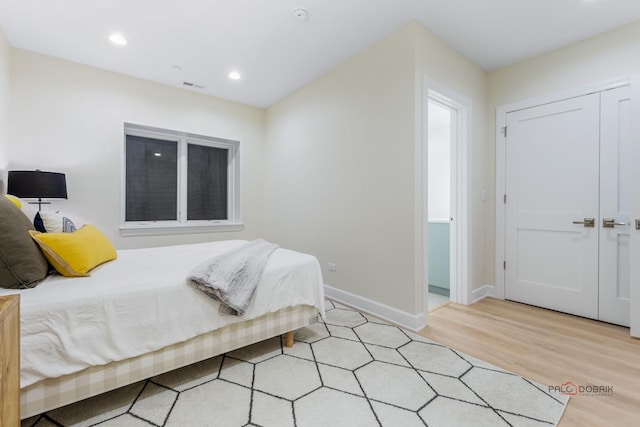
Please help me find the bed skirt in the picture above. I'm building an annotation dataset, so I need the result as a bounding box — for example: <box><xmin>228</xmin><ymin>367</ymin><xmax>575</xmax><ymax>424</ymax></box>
<box><xmin>21</xmin><ymin>304</ymin><xmax>318</xmax><ymax>419</ymax></box>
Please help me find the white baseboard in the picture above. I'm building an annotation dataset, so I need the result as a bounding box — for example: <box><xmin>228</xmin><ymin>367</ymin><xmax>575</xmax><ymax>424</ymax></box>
<box><xmin>471</xmin><ymin>284</ymin><xmax>496</xmax><ymax>303</ymax></box>
<box><xmin>324</xmin><ymin>284</ymin><xmax>427</xmax><ymax>332</ymax></box>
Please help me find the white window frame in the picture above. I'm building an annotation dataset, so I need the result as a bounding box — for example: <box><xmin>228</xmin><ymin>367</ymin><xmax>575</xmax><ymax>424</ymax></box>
<box><xmin>120</xmin><ymin>123</ymin><xmax>242</xmax><ymax>236</ymax></box>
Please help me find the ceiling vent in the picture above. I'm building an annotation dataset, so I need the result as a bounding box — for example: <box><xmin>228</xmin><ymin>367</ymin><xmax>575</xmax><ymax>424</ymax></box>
<box><xmin>183</xmin><ymin>81</ymin><xmax>204</xmax><ymax>89</ymax></box>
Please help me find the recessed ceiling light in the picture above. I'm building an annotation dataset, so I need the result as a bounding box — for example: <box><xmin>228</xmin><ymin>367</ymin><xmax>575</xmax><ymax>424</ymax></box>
<box><xmin>109</xmin><ymin>33</ymin><xmax>127</xmax><ymax>46</ymax></box>
<box><xmin>228</xmin><ymin>71</ymin><xmax>241</xmax><ymax>80</ymax></box>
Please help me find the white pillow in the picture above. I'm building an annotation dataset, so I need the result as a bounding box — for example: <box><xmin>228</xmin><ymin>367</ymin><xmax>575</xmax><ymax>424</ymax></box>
<box><xmin>36</xmin><ymin>211</ymin><xmax>77</xmax><ymax>233</ymax></box>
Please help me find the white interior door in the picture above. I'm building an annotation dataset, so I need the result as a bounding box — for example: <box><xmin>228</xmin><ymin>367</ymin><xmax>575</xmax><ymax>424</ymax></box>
<box><xmin>599</xmin><ymin>86</ymin><xmax>631</xmax><ymax>326</ymax></box>
<box><xmin>505</xmin><ymin>93</ymin><xmax>600</xmax><ymax>319</ymax></box>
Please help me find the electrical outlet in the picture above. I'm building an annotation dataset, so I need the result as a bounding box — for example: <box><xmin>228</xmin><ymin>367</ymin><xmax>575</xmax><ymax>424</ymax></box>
<box><xmin>328</xmin><ymin>263</ymin><xmax>337</xmax><ymax>272</ymax></box>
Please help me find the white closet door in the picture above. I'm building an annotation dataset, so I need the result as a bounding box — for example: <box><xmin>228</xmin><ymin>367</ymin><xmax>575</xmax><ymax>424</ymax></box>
<box><xmin>505</xmin><ymin>94</ymin><xmax>600</xmax><ymax>319</ymax></box>
<box><xmin>599</xmin><ymin>86</ymin><xmax>631</xmax><ymax>326</ymax></box>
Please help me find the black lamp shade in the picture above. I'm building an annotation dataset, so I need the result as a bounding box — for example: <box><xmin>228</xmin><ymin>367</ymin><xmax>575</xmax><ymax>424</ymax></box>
<box><xmin>7</xmin><ymin>170</ymin><xmax>68</xmax><ymax>199</ymax></box>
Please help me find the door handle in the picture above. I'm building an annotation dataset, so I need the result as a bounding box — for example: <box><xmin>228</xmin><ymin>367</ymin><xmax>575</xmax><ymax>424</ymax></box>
<box><xmin>602</xmin><ymin>218</ymin><xmax>626</xmax><ymax>228</ymax></box>
<box><xmin>572</xmin><ymin>218</ymin><xmax>595</xmax><ymax>227</ymax></box>
<box><xmin>636</xmin><ymin>219</ymin><xmax>640</xmax><ymax>230</ymax></box>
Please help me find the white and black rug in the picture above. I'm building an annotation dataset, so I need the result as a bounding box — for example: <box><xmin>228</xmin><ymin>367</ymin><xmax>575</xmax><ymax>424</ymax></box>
<box><xmin>23</xmin><ymin>300</ymin><xmax>568</xmax><ymax>427</ymax></box>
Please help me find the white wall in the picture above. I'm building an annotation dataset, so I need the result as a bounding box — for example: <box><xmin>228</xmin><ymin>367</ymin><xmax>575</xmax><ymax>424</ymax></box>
<box><xmin>265</xmin><ymin>21</ymin><xmax>488</xmax><ymax>320</ymax></box>
<box><xmin>0</xmin><ymin>28</ymin><xmax>10</xmax><ymax>191</ymax></box>
<box><xmin>486</xmin><ymin>20</ymin><xmax>640</xmax><ymax>286</ymax></box>
<box><xmin>9</xmin><ymin>49</ymin><xmax>266</xmax><ymax>249</ymax></box>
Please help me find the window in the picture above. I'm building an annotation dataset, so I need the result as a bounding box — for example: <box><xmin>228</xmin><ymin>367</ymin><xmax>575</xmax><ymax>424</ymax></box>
<box><xmin>187</xmin><ymin>144</ymin><xmax>228</xmax><ymax>220</ymax></box>
<box><xmin>121</xmin><ymin>123</ymin><xmax>241</xmax><ymax>236</ymax></box>
<box><xmin>125</xmin><ymin>135</ymin><xmax>178</xmax><ymax>221</ymax></box>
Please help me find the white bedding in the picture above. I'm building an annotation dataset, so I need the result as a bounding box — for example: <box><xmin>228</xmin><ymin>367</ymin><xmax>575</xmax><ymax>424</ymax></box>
<box><xmin>0</xmin><ymin>240</ymin><xmax>325</xmax><ymax>388</ymax></box>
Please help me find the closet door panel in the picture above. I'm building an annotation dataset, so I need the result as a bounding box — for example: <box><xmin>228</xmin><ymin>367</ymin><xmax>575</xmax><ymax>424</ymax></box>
<box><xmin>630</xmin><ymin>81</ymin><xmax>640</xmax><ymax>338</ymax></box>
<box><xmin>599</xmin><ymin>86</ymin><xmax>631</xmax><ymax>326</ymax></box>
<box><xmin>504</xmin><ymin>93</ymin><xmax>600</xmax><ymax>319</ymax></box>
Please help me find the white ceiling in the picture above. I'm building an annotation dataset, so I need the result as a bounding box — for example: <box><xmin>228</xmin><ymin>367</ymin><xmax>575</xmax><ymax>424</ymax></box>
<box><xmin>1</xmin><ymin>0</ymin><xmax>640</xmax><ymax>108</ymax></box>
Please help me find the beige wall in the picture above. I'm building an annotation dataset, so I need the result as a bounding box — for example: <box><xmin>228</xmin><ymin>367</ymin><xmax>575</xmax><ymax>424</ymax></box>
<box><xmin>486</xmin><ymin>21</ymin><xmax>640</xmax><ymax>286</ymax></box>
<box><xmin>10</xmin><ymin>16</ymin><xmax>632</xmax><ymax>320</ymax></box>
<box><xmin>265</xmin><ymin>22</ymin><xmax>488</xmax><ymax>317</ymax></box>
<box><xmin>9</xmin><ymin>49</ymin><xmax>266</xmax><ymax>249</ymax></box>
<box><xmin>6</xmin><ymin>21</ymin><xmax>489</xmax><ymax>322</ymax></box>
<box><xmin>265</xmin><ymin>24</ymin><xmax>417</xmax><ymax>314</ymax></box>
<box><xmin>0</xmin><ymin>29</ymin><xmax>10</xmax><ymax>190</ymax></box>
<box><xmin>488</xmin><ymin>21</ymin><xmax>640</xmax><ymax>107</ymax></box>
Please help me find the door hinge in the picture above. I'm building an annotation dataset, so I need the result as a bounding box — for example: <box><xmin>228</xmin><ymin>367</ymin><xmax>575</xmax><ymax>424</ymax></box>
<box><xmin>503</xmin><ymin>261</ymin><xmax>506</xmax><ymax>270</ymax></box>
<box><xmin>501</xmin><ymin>126</ymin><xmax>507</xmax><ymax>137</ymax></box>
<box><xmin>503</xmin><ymin>194</ymin><xmax>507</xmax><ymax>204</ymax></box>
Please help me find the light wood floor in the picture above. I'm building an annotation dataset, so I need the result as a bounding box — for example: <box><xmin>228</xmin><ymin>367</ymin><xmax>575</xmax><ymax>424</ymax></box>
<box><xmin>419</xmin><ymin>298</ymin><xmax>640</xmax><ymax>427</ymax></box>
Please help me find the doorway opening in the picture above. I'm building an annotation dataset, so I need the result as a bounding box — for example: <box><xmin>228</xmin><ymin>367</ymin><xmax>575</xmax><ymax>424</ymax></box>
<box><xmin>422</xmin><ymin>81</ymin><xmax>471</xmax><ymax>321</ymax></box>
<box><xmin>427</xmin><ymin>97</ymin><xmax>455</xmax><ymax>311</ymax></box>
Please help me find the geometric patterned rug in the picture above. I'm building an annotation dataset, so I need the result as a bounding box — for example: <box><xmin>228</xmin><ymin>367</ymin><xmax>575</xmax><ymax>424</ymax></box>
<box><xmin>22</xmin><ymin>299</ymin><xmax>568</xmax><ymax>427</ymax></box>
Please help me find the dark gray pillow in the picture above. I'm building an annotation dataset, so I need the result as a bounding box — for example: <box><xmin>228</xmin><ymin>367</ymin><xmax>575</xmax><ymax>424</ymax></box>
<box><xmin>0</xmin><ymin>196</ymin><xmax>49</xmax><ymax>288</ymax></box>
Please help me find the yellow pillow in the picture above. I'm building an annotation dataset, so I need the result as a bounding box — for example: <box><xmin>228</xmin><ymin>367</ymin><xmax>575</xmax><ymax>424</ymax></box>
<box><xmin>29</xmin><ymin>225</ymin><xmax>117</xmax><ymax>277</ymax></box>
<box><xmin>5</xmin><ymin>194</ymin><xmax>22</xmax><ymax>208</ymax></box>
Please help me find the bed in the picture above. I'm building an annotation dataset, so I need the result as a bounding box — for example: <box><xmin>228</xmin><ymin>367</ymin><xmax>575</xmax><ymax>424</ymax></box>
<box><xmin>0</xmin><ymin>239</ymin><xmax>325</xmax><ymax>419</ymax></box>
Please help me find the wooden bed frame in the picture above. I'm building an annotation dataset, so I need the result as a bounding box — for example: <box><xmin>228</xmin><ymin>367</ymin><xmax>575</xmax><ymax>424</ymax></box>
<box><xmin>1</xmin><ymin>294</ymin><xmax>20</xmax><ymax>426</ymax></box>
<box><xmin>20</xmin><ymin>304</ymin><xmax>317</xmax><ymax>419</ymax></box>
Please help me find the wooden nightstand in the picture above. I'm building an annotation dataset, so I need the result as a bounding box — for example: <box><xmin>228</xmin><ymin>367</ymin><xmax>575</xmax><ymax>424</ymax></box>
<box><xmin>0</xmin><ymin>294</ymin><xmax>19</xmax><ymax>426</ymax></box>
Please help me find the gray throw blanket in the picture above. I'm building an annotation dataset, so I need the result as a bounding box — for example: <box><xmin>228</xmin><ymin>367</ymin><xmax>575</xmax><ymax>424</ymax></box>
<box><xmin>187</xmin><ymin>239</ymin><xmax>279</xmax><ymax>316</ymax></box>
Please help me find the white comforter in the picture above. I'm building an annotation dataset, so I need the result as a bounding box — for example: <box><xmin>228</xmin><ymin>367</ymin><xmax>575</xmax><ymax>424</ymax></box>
<box><xmin>0</xmin><ymin>240</ymin><xmax>325</xmax><ymax>388</ymax></box>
